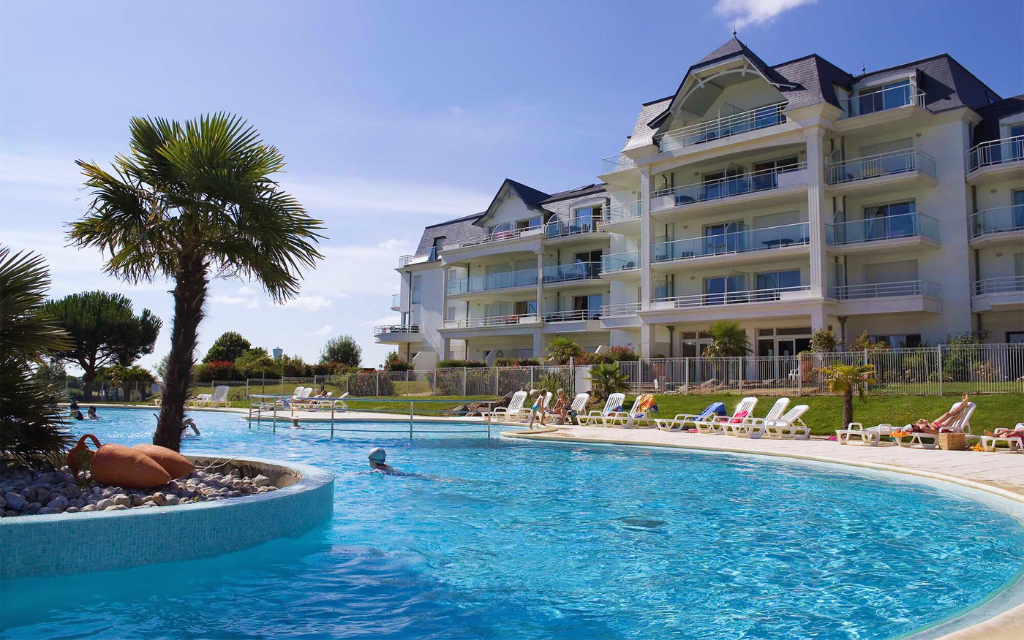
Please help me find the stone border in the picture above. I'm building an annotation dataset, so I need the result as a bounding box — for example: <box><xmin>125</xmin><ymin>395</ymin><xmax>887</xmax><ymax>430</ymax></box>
<box><xmin>502</xmin><ymin>429</ymin><xmax>1024</xmax><ymax>640</ymax></box>
<box><xmin>0</xmin><ymin>454</ymin><xmax>333</xmax><ymax>579</ymax></box>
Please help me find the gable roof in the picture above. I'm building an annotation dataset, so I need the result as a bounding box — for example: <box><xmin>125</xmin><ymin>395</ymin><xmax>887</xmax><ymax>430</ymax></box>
<box><xmin>476</xmin><ymin>178</ymin><xmax>552</xmax><ymax>225</ymax></box>
<box><xmin>540</xmin><ymin>183</ymin><xmax>606</xmax><ymax>204</ymax></box>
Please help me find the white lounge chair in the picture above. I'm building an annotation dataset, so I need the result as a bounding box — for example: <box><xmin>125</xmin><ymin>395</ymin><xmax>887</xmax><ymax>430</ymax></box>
<box><xmin>894</xmin><ymin>401</ymin><xmax>976</xmax><ymax>449</ymax></box>
<box><xmin>655</xmin><ymin>402</ymin><xmax>724</xmax><ymax>431</ymax></box>
<box><xmin>289</xmin><ymin>386</ymin><xmax>315</xmax><ymax>411</ymax></box>
<box><xmin>763</xmin><ymin>405</ymin><xmax>811</xmax><ymax>439</ymax></box>
<box><xmin>308</xmin><ymin>391</ymin><xmax>334</xmax><ymax>411</ymax></box>
<box><xmin>836</xmin><ymin>422</ymin><xmax>896</xmax><ymax>446</ymax></box>
<box><xmin>562</xmin><ymin>392</ymin><xmax>590</xmax><ymax>424</ymax></box>
<box><xmin>490</xmin><ymin>391</ymin><xmax>528</xmax><ymax>423</ymax></box>
<box><xmin>604</xmin><ymin>395</ymin><xmax>656</xmax><ymax>428</ymax></box>
<box><xmin>334</xmin><ymin>391</ymin><xmax>349</xmax><ymax>411</ymax></box>
<box><xmin>979</xmin><ymin>424</ymin><xmax>1024</xmax><ymax>453</ymax></box>
<box><xmin>202</xmin><ymin>386</ymin><xmax>230</xmax><ymax>408</ymax></box>
<box><xmin>729</xmin><ymin>397</ymin><xmax>790</xmax><ymax>439</ymax></box>
<box><xmin>578</xmin><ymin>393</ymin><xmax>625</xmax><ymax>426</ymax></box>
<box><xmin>694</xmin><ymin>397</ymin><xmax>758</xmax><ymax>435</ymax></box>
<box><xmin>517</xmin><ymin>391</ymin><xmax>554</xmax><ymax>424</ymax></box>
<box><xmin>188</xmin><ymin>393</ymin><xmax>211</xmax><ymax>407</ymax></box>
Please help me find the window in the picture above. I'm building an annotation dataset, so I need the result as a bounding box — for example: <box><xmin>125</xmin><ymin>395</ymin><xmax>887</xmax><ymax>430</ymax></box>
<box><xmin>752</xmin><ymin>157</ymin><xmax>799</xmax><ymax>191</ymax></box>
<box><xmin>871</xmin><ymin>334</ymin><xmax>922</xmax><ymax>349</ymax></box>
<box><xmin>430</xmin><ymin>237</ymin><xmax>444</xmax><ymax>260</ymax></box>
<box><xmin>862</xmin><ymin>201</ymin><xmax>917</xmax><ymax>240</ymax></box>
<box><xmin>756</xmin><ymin>270</ymin><xmax>801</xmax><ymax>300</ymax></box>
<box><xmin>514</xmin><ymin>300</ymin><xmax>537</xmax><ymax>316</ymax></box>
<box><xmin>572</xmin><ymin>294</ymin><xmax>603</xmax><ymax>319</ymax></box>
<box><xmin>857</xmin><ymin>79</ymin><xmax>912</xmax><ymax>115</ymax></box>
<box><xmin>1007</xmin><ymin>332</ymin><xmax>1024</xmax><ymax>344</ymax></box>
<box><xmin>1013</xmin><ymin>190</ymin><xmax>1024</xmax><ymax>231</ymax></box>
<box><xmin>487</xmin><ymin>221</ymin><xmax>512</xmax><ymax>236</ymax></box>
<box><xmin>704</xmin><ymin>274</ymin><xmax>747</xmax><ymax>305</ymax></box>
<box><xmin>572</xmin><ymin>205</ymin><xmax>602</xmax><ymax>232</ymax></box>
<box><xmin>411</xmin><ymin>275</ymin><xmax>422</xmax><ymax>304</ymax></box>
<box><xmin>703</xmin><ymin>221</ymin><xmax>744</xmax><ymax>254</ymax></box>
<box><xmin>516</xmin><ymin>217</ymin><xmax>542</xmax><ymax>231</ymax></box>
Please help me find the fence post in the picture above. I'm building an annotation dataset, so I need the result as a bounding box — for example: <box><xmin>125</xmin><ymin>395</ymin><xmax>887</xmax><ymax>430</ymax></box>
<box><xmin>684</xmin><ymin>358</ymin><xmax>689</xmax><ymax>394</ymax></box>
<box><xmin>738</xmin><ymin>357</ymin><xmax>743</xmax><ymax>391</ymax></box>
<box><xmin>406</xmin><ymin>369</ymin><xmax>411</xmax><ymax>396</ymax></box>
<box><xmin>431</xmin><ymin>367</ymin><xmax>436</xmax><ymax>396</ymax></box>
<box><xmin>376</xmin><ymin>371</ymin><xmax>380</xmax><ymax>396</ymax></box>
<box><xmin>494</xmin><ymin>367</ymin><xmax>499</xmax><ymax>396</ymax></box>
<box><xmin>937</xmin><ymin>346</ymin><xmax>943</xmax><ymax>397</ymax></box>
<box><xmin>462</xmin><ymin>367</ymin><xmax>467</xmax><ymax>396</ymax></box>
<box><xmin>797</xmin><ymin>358</ymin><xmax>803</xmax><ymax>396</ymax></box>
<box><xmin>530</xmin><ymin>366</ymin><xmax>534</xmax><ymax>390</ymax></box>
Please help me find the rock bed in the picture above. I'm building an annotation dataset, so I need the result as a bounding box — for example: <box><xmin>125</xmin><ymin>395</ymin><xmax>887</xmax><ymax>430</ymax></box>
<box><xmin>1</xmin><ymin>466</ymin><xmax>277</xmax><ymax>517</ymax></box>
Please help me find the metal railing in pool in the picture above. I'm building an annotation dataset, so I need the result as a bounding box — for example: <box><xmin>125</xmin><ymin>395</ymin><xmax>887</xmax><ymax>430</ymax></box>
<box><xmin>246</xmin><ymin>395</ymin><xmax>495</xmax><ymax>438</ymax></box>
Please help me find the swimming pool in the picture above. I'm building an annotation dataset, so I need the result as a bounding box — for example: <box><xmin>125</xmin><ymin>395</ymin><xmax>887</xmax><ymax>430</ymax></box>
<box><xmin>2</xmin><ymin>408</ymin><xmax>1022</xmax><ymax>639</ymax></box>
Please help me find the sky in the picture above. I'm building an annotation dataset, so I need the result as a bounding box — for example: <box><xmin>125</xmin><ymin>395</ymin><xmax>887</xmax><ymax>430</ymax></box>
<box><xmin>2</xmin><ymin>0</ymin><xmax>1022</xmax><ymax>373</ymax></box>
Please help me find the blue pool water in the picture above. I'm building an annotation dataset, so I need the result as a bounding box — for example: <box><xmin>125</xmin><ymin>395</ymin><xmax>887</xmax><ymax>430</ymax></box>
<box><xmin>2</xmin><ymin>409</ymin><xmax>1022</xmax><ymax>639</ymax></box>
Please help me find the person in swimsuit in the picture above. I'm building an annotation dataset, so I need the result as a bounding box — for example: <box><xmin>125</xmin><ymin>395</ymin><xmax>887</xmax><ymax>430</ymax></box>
<box><xmin>984</xmin><ymin>424</ymin><xmax>1024</xmax><ymax>438</ymax></box>
<box><xmin>910</xmin><ymin>394</ymin><xmax>971</xmax><ymax>434</ymax></box>
<box><xmin>86</xmin><ymin>406</ymin><xmax>100</xmax><ymax>420</ymax></box>
<box><xmin>527</xmin><ymin>389</ymin><xmax>550</xmax><ymax>429</ymax></box>
<box><xmin>551</xmin><ymin>389</ymin><xmax>569</xmax><ymax>425</ymax></box>
<box><xmin>368</xmin><ymin>447</ymin><xmax>399</xmax><ymax>475</ymax></box>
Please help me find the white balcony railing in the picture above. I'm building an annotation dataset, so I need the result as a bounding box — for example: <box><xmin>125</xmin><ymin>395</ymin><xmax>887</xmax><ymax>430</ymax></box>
<box><xmin>838</xmin><ymin>86</ymin><xmax>926</xmax><ymax>118</ymax></box>
<box><xmin>390</xmin><ymin>293</ymin><xmax>401</xmax><ymax>308</ymax></box>
<box><xmin>604</xmin><ymin>201</ymin><xmax>642</xmax><ymax>224</ymax></box>
<box><xmin>651</xmin><ymin>162</ymin><xmax>807</xmax><ymax>211</ymax></box>
<box><xmin>829</xmin><ymin>280</ymin><xmax>943</xmax><ymax>300</ymax></box>
<box><xmin>446</xmin><ymin>226</ymin><xmax>542</xmax><ymax>250</ymax></box>
<box><xmin>652</xmin><ymin>285</ymin><xmax>811</xmax><ymax>309</ymax></box>
<box><xmin>653</xmin><ymin>223</ymin><xmax>809</xmax><ymax>263</ymax></box>
<box><xmin>657</xmin><ymin>102</ymin><xmax>787</xmax><ymax>152</ymax></box>
<box><xmin>374</xmin><ymin>324</ymin><xmax>420</xmax><ymax>335</ymax></box>
<box><xmin>970</xmin><ymin>206</ymin><xmax>1024</xmax><ymax>238</ymax></box>
<box><xmin>966</xmin><ymin>135</ymin><xmax>1024</xmax><ymax>173</ymax></box>
<box><xmin>826</xmin><ymin>148</ymin><xmax>936</xmax><ymax>185</ymax></box>
<box><xmin>544</xmin><ymin>218</ymin><xmax>604</xmax><ymax>240</ymax></box>
<box><xmin>398</xmin><ymin>246</ymin><xmax>439</xmax><ymax>267</ymax></box>
<box><xmin>602</xmin><ymin>250</ymin><xmax>641</xmax><ymax>273</ymax></box>
<box><xmin>601</xmin><ymin>302</ymin><xmax>642</xmax><ymax>317</ymax></box>
<box><xmin>974</xmin><ymin>276</ymin><xmax>1024</xmax><ymax>296</ymax></box>
<box><xmin>826</xmin><ymin>212</ymin><xmax>939</xmax><ymax>246</ymax></box>
<box><xmin>447</xmin><ymin>268</ymin><xmax>538</xmax><ymax>295</ymax></box>
<box><xmin>544</xmin><ymin>309</ymin><xmax>601</xmax><ymax>322</ymax></box>
<box><xmin>602</xmin><ymin>153</ymin><xmax>636</xmax><ymax>174</ymax></box>
<box><xmin>542</xmin><ymin>261</ymin><xmax>602</xmax><ymax>284</ymax></box>
<box><xmin>445</xmin><ymin>314</ymin><xmax>539</xmax><ymax>328</ymax></box>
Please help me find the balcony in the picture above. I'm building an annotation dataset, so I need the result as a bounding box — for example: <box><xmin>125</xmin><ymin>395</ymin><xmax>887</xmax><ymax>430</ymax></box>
<box><xmin>447</xmin><ymin>268</ymin><xmax>538</xmax><ymax>295</ymax></box>
<box><xmin>601</xmin><ymin>153</ymin><xmax>637</xmax><ymax>175</ymax></box>
<box><xmin>829</xmin><ymin>280</ymin><xmax>943</xmax><ymax>300</ymax></box>
<box><xmin>965</xmin><ymin>136</ymin><xmax>1024</xmax><ymax>184</ymax></box>
<box><xmin>390</xmin><ymin>293</ymin><xmax>401</xmax><ymax>310</ymax></box>
<box><xmin>652</xmin><ymin>223</ymin><xmax>809</xmax><ymax>266</ymax></box>
<box><xmin>969</xmin><ymin>206</ymin><xmax>1024</xmax><ymax>247</ymax></box>
<box><xmin>826</xmin><ymin>212</ymin><xmax>939</xmax><ymax>251</ymax></box>
<box><xmin>544</xmin><ymin>218</ymin><xmax>604</xmax><ymax>241</ymax></box>
<box><xmin>602</xmin><ymin>250</ymin><xmax>642</xmax><ymax>274</ymax></box>
<box><xmin>601</xmin><ymin>302</ymin><xmax>642</xmax><ymax>318</ymax></box>
<box><xmin>839</xmin><ymin>85</ymin><xmax>926</xmax><ymax>119</ymax></box>
<box><xmin>444</xmin><ymin>314</ymin><xmax>539</xmax><ymax>329</ymax></box>
<box><xmin>373</xmin><ymin>324</ymin><xmax>422</xmax><ymax>343</ymax></box>
<box><xmin>651</xmin><ymin>285</ymin><xmax>813</xmax><ymax>310</ymax></box>
<box><xmin>656</xmin><ymin>103</ymin><xmax>787</xmax><ymax>153</ymax></box>
<box><xmin>398</xmin><ymin>246</ymin><xmax>439</xmax><ymax>268</ymax></box>
<box><xmin>973</xmin><ymin>276</ymin><xmax>1024</xmax><ymax>313</ymax></box>
<box><xmin>444</xmin><ymin>226</ymin><xmax>543</xmax><ymax>251</ymax></box>
<box><xmin>544</xmin><ymin>309</ymin><xmax>601</xmax><ymax>323</ymax></box>
<box><xmin>825</xmin><ymin>149</ymin><xmax>936</xmax><ymax>193</ymax></box>
<box><xmin>603</xmin><ymin>201</ymin><xmax>642</xmax><ymax>225</ymax></box>
<box><xmin>542</xmin><ymin>261</ymin><xmax>602</xmax><ymax>285</ymax></box>
<box><xmin>650</xmin><ymin>163</ymin><xmax>808</xmax><ymax>215</ymax></box>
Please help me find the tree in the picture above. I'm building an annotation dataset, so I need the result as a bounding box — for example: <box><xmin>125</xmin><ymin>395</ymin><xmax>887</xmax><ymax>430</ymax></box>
<box><xmin>203</xmin><ymin>331</ymin><xmax>252</xmax><ymax>363</ymax></box>
<box><xmin>320</xmin><ymin>335</ymin><xmax>361</xmax><ymax>367</ymax></box>
<box><xmin>32</xmin><ymin>358</ymin><xmax>68</xmax><ymax>388</ymax></box>
<box><xmin>383</xmin><ymin>351</ymin><xmax>413</xmax><ymax>371</ymax></box>
<box><xmin>587</xmin><ymin>363</ymin><xmax>630</xmax><ymax>401</ymax></box>
<box><xmin>820</xmin><ymin>363</ymin><xmax>876</xmax><ymax>429</ymax></box>
<box><xmin>547</xmin><ymin>336</ymin><xmax>584</xmax><ymax>364</ymax></box>
<box><xmin>235</xmin><ymin>347</ymin><xmax>282</xmax><ymax>379</ymax></box>
<box><xmin>70</xmin><ymin>113</ymin><xmax>324</xmax><ymax>451</ymax></box>
<box><xmin>810</xmin><ymin>328</ymin><xmax>839</xmax><ymax>354</ymax></box>
<box><xmin>704</xmin><ymin>321</ymin><xmax>751</xmax><ymax>357</ymax></box>
<box><xmin>45</xmin><ymin>291</ymin><xmax>161</xmax><ymax>400</ymax></box>
<box><xmin>0</xmin><ymin>247</ymin><xmax>74</xmax><ymax>465</ymax></box>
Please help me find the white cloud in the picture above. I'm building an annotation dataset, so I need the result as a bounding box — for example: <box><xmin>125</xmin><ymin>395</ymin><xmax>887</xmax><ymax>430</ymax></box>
<box><xmin>713</xmin><ymin>0</ymin><xmax>817</xmax><ymax>28</ymax></box>
<box><xmin>236</xmin><ymin>285</ymin><xmax>255</xmax><ymax>295</ymax></box>
<box><xmin>283</xmin><ymin>294</ymin><xmax>333</xmax><ymax>312</ymax></box>
<box><xmin>210</xmin><ymin>295</ymin><xmax>259</xmax><ymax>309</ymax></box>
<box><xmin>307</xmin><ymin>324</ymin><xmax>333</xmax><ymax>336</ymax></box>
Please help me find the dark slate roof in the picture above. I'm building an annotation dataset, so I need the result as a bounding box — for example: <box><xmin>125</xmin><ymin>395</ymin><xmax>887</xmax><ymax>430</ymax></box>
<box><xmin>855</xmin><ymin>54</ymin><xmax>1001</xmax><ymax>114</ymax></box>
<box><xmin>696</xmin><ymin>36</ymin><xmax>747</xmax><ymax>65</ymax></box>
<box><xmin>412</xmin><ymin>213</ymin><xmax>484</xmax><ymax>259</ymax></box>
<box><xmin>505</xmin><ymin>179</ymin><xmax>551</xmax><ymax>208</ymax></box>
<box><xmin>540</xmin><ymin>183</ymin><xmax>606</xmax><ymax>204</ymax></box>
<box><xmin>623</xmin><ymin>97</ymin><xmax>673</xmax><ymax>152</ymax></box>
<box><xmin>773</xmin><ymin>54</ymin><xmax>853</xmax><ymax>111</ymax></box>
<box><xmin>973</xmin><ymin>94</ymin><xmax>1024</xmax><ymax>145</ymax></box>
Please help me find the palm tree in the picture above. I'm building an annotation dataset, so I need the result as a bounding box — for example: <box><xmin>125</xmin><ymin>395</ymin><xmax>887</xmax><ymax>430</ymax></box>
<box><xmin>819</xmin><ymin>363</ymin><xmax>876</xmax><ymax>428</ymax></box>
<box><xmin>70</xmin><ymin>114</ymin><xmax>324</xmax><ymax>451</ymax></box>
<box><xmin>703</xmin><ymin>321</ymin><xmax>750</xmax><ymax>357</ymax></box>
<box><xmin>587</xmin><ymin>363</ymin><xmax>630</xmax><ymax>401</ymax></box>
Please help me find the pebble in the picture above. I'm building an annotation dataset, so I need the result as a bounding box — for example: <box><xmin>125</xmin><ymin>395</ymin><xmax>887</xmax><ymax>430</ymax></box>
<box><xmin>95</xmin><ymin>498</ymin><xmax>114</xmax><ymax>510</ymax></box>
<box><xmin>111</xmin><ymin>495</ymin><xmax>132</xmax><ymax>508</ymax></box>
<box><xmin>47</xmin><ymin>495</ymin><xmax>69</xmax><ymax>510</ymax></box>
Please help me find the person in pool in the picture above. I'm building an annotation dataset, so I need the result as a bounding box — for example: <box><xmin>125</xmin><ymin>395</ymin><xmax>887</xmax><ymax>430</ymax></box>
<box><xmin>368</xmin><ymin>448</ymin><xmax>399</xmax><ymax>475</ymax></box>
<box><xmin>72</xmin><ymin>410</ymin><xmax>85</xmax><ymax>421</ymax></box>
<box><xmin>86</xmin><ymin>406</ymin><xmax>100</xmax><ymax>420</ymax></box>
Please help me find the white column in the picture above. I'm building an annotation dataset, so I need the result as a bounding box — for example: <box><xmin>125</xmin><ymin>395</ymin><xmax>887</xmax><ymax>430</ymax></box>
<box><xmin>533</xmin><ymin>331</ymin><xmax>544</xmax><ymax>358</ymax></box>
<box><xmin>641</xmin><ymin>322</ymin><xmax>653</xmax><ymax>359</ymax></box>
<box><xmin>804</xmin><ymin>128</ymin><xmax>828</xmax><ymax>298</ymax></box>
<box><xmin>810</xmin><ymin>307</ymin><xmax>827</xmax><ymax>332</ymax></box>
<box><xmin>536</xmin><ymin>251</ymin><xmax>544</xmax><ymax>319</ymax></box>
<box><xmin>442</xmin><ymin>338</ymin><xmax>451</xmax><ymax>360</ymax></box>
<box><xmin>639</xmin><ymin>166</ymin><xmax>653</xmax><ymax>311</ymax></box>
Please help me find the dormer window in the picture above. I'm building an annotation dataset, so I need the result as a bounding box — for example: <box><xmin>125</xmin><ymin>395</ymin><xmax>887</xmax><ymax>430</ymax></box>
<box><xmin>856</xmin><ymin>79</ymin><xmax>913</xmax><ymax>115</ymax></box>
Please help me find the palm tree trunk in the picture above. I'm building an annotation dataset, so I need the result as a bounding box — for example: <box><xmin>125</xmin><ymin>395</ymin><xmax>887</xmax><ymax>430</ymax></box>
<box><xmin>842</xmin><ymin>388</ymin><xmax>854</xmax><ymax>428</ymax></box>
<box><xmin>154</xmin><ymin>255</ymin><xmax>207</xmax><ymax>451</ymax></box>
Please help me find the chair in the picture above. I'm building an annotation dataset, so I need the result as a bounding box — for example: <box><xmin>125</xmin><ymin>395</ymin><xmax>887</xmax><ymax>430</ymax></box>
<box><xmin>563</xmin><ymin>392</ymin><xmax>590</xmax><ymax>424</ymax></box>
<box><xmin>289</xmin><ymin>387</ymin><xmax>315</xmax><ymax>410</ymax></box>
<box><xmin>489</xmin><ymin>391</ymin><xmax>528</xmax><ymax>423</ymax></box>
<box><xmin>979</xmin><ymin>424</ymin><xmax>1024</xmax><ymax>453</ymax></box>
<box><xmin>763</xmin><ymin>405</ymin><xmax>811</xmax><ymax>439</ymax></box>
<box><xmin>729</xmin><ymin>397</ymin><xmax>790</xmax><ymax>439</ymax></box>
<box><xmin>655</xmin><ymin>402</ymin><xmax>724</xmax><ymax>431</ymax></box>
<box><xmin>578</xmin><ymin>393</ymin><xmax>625</xmax><ymax>426</ymax></box>
<box><xmin>203</xmin><ymin>386</ymin><xmax>230</xmax><ymax>408</ymax></box>
<box><xmin>308</xmin><ymin>391</ymin><xmax>334</xmax><ymax>411</ymax></box>
<box><xmin>605</xmin><ymin>394</ymin><xmax>657</xmax><ymax>428</ymax></box>
<box><xmin>188</xmin><ymin>393</ymin><xmax>211</xmax><ymax>408</ymax></box>
<box><xmin>893</xmin><ymin>401</ymin><xmax>976</xmax><ymax>449</ymax></box>
<box><xmin>694</xmin><ymin>397</ymin><xmax>758</xmax><ymax>434</ymax></box>
<box><xmin>836</xmin><ymin>422</ymin><xmax>896</xmax><ymax>446</ymax></box>
<box><xmin>515</xmin><ymin>391</ymin><xmax>554</xmax><ymax>424</ymax></box>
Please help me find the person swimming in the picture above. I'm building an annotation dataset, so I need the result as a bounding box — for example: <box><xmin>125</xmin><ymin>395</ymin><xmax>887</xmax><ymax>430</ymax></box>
<box><xmin>182</xmin><ymin>417</ymin><xmax>201</xmax><ymax>437</ymax></box>
<box><xmin>86</xmin><ymin>406</ymin><xmax>100</xmax><ymax>420</ymax></box>
<box><xmin>69</xmin><ymin>399</ymin><xmax>80</xmax><ymax>412</ymax></box>
<box><xmin>368</xmin><ymin>447</ymin><xmax>399</xmax><ymax>475</ymax></box>
<box><xmin>72</xmin><ymin>410</ymin><xmax>85</xmax><ymax>421</ymax></box>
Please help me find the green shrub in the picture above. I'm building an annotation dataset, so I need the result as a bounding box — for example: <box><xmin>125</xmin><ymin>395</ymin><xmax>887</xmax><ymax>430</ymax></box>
<box><xmin>438</xmin><ymin>359</ymin><xmax>486</xmax><ymax>368</ymax></box>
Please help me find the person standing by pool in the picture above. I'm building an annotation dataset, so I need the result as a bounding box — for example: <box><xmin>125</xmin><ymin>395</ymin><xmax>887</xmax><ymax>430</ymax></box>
<box><xmin>368</xmin><ymin>448</ymin><xmax>399</xmax><ymax>475</ymax></box>
<box><xmin>527</xmin><ymin>389</ymin><xmax>550</xmax><ymax>429</ymax></box>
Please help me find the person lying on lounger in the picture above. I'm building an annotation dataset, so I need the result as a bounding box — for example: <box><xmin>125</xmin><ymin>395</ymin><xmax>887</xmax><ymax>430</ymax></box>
<box><xmin>908</xmin><ymin>394</ymin><xmax>971</xmax><ymax>433</ymax></box>
<box><xmin>983</xmin><ymin>424</ymin><xmax>1024</xmax><ymax>438</ymax></box>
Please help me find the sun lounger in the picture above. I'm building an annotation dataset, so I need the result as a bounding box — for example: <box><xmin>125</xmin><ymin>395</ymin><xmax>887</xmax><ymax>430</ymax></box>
<box><xmin>613</xmin><ymin>394</ymin><xmax>658</xmax><ymax>428</ymax></box>
<box><xmin>489</xmin><ymin>391</ymin><xmax>528</xmax><ymax>423</ymax></box>
<box><xmin>762</xmin><ymin>405</ymin><xmax>810</xmax><ymax>439</ymax></box>
<box><xmin>562</xmin><ymin>392</ymin><xmax>590</xmax><ymax>424</ymax></box>
<box><xmin>729</xmin><ymin>397</ymin><xmax>790</xmax><ymax>439</ymax></box>
<box><xmin>694</xmin><ymin>397</ymin><xmax>757</xmax><ymax>434</ymax></box>
<box><xmin>655</xmin><ymin>402</ymin><xmax>725</xmax><ymax>431</ymax></box>
<box><xmin>836</xmin><ymin>422</ymin><xmax>896</xmax><ymax>446</ymax></box>
<box><xmin>893</xmin><ymin>401</ymin><xmax>976</xmax><ymax>449</ymax></box>
<box><xmin>199</xmin><ymin>385</ymin><xmax>230</xmax><ymax>408</ymax></box>
<box><xmin>578</xmin><ymin>393</ymin><xmax>625</xmax><ymax>426</ymax></box>
<box><xmin>980</xmin><ymin>424</ymin><xmax>1024</xmax><ymax>453</ymax></box>
<box><xmin>308</xmin><ymin>391</ymin><xmax>334</xmax><ymax>410</ymax></box>
<box><xmin>188</xmin><ymin>393</ymin><xmax>211</xmax><ymax>407</ymax></box>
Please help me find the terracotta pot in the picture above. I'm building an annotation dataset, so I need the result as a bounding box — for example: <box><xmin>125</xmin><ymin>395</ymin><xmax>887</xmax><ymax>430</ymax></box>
<box><xmin>132</xmin><ymin>444</ymin><xmax>194</xmax><ymax>479</ymax></box>
<box><xmin>67</xmin><ymin>434</ymin><xmax>171</xmax><ymax>489</ymax></box>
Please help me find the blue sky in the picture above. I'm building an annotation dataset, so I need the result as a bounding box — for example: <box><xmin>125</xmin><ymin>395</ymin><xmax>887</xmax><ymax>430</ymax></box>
<box><xmin>2</xmin><ymin>0</ymin><xmax>1022</xmax><ymax>372</ymax></box>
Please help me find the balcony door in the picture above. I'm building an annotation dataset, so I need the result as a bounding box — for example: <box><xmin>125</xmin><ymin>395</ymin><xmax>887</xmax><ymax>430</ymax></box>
<box><xmin>485</xmin><ymin>264</ymin><xmax>512</xmax><ymax>290</ymax></box>
<box><xmin>702</xmin><ymin>165</ymin><xmax>742</xmax><ymax>201</ymax></box>
<box><xmin>704</xmin><ymin>221</ymin><xmax>744</xmax><ymax>255</ymax></box>
<box><xmin>704</xmin><ymin>273</ymin><xmax>746</xmax><ymax>305</ymax></box>
<box><xmin>572</xmin><ymin>294</ymin><xmax>603</xmax><ymax>319</ymax></box>
<box><xmin>1013</xmin><ymin>190</ymin><xmax>1024</xmax><ymax>231</ymax></box>
<box><xmin>575</xmin><ymin>250</ymin><xmax>603</xmax><ymax>278</ymax></box>
<box><xmin>857</xmin><ymin>79</ymin><xmax>912</xmax><ymax>115</ymax></box>
<box><xmin>752</xmin><ymin>156</ymin><xmax>798</xmax><ymax>191</ymax></box>
<box><xmin>863</xmin><ymin>200</ymin><xmax>916</xmax><ymax>240</ymax></box>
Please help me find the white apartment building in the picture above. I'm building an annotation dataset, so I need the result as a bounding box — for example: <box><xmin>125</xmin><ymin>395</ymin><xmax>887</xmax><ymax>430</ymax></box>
<box><xmin>377</xmin><ymin>38</ymin><xmax>1024</xmax><ymax>368</ymax></box>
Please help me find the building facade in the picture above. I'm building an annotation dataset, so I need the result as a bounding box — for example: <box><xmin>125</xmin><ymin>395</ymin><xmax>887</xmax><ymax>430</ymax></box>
<box><xmin>377</xmin><ymin>38</ymin><xmax>1024</xmax><ymax>368</ymax></box>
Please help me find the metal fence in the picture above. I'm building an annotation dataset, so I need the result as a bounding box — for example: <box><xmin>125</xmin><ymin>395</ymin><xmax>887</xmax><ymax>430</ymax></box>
<box><xmin>618</xmin><ymin>344</ymin><xmax>1024</xmax><ymax>396</ymax></box>
<box><xmin>60</xmin><ymin>379</ymin><xmax>162</xmax><ymax>403</ymax></box>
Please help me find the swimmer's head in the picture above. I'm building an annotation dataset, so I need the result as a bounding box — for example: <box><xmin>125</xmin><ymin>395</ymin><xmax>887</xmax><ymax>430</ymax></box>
<box><xmin>368</xmin><ymin>447</ymin><xmax>387</xmax><ymax>464</ymax></box>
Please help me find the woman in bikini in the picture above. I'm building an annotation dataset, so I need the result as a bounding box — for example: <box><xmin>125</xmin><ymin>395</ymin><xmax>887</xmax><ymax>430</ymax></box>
<box><xmin>909</xmin><ymin>394</ymin><xmax>971</xmax><ymax>434</ymax></box>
